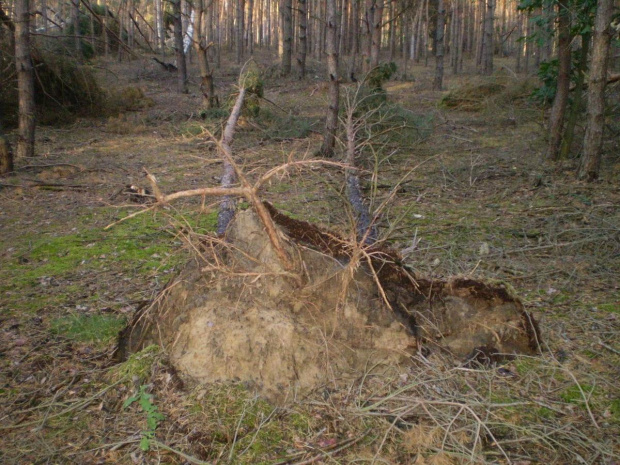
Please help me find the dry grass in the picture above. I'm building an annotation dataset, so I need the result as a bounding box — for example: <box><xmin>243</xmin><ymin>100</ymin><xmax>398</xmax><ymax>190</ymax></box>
<box><xmin>0</xmin><ymin>52</ymin><xmax>619</xmax><ymax>464</ymax></box>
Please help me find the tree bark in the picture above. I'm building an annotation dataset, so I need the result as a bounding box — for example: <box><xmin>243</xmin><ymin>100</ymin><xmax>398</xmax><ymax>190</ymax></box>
<box><xmin>194</xmin><ymin>0</ymin><xmax>217</xmax><ymax>108</ymax></box>
<box><xmin>280</xmin><ymin>0</ymin><xmax>292</xmax><ymax>74</ymax></box>
<box><xmin>297</xmin><ymin>0</ymin><xmax>307</xmax><ymax>78</ymax></box>
<box><xmin>172</xmin><ymin>0</ymin><xmax>188</xmax><ymax>93</ymax></box>
<box><xmin>559</xmin><ymin>33</ymin><xmax>590</xmax><ymax>160</ymax></box>
<box><xmin>72</xmin><ymin>0</ymin><xmax>81</xmax><ymax>57</ymax></box>
<box><xmin>433</xmin><ymin>0</ymin><xmax>445</xmax><ymax>90</ymax></box>
<box><xmin>345</xmin><ymin>103</ymin><xmax>377</xmax><ymax>244</ymax></box>
<box><xmin>547</xmin><ymin>6</ymin><xmax>571</xmax><ymax>160</ymax></box>
<box><xmin>155</xmin><ymin>0</ymin><xmax>164</xmax><ymax>52</ymax></box>
<box><xmin>578</xmin><ymin>0</ymin><xmax>613</xmax><ymax>181</ymax></box>
<box><xmin>481</xmin><ymin>0</ymin><xmax>494</xmax><ymax>75</ymax></box>
<box><xmin>0</xmin><ymin>120</ymin><xmax>12</xmax><ymax>175</ymax></box>
<box><xmin>247</xmin><ymin>0</ymin><xmax>254</xmax><ymax>54</ymax></box>
<box><xmin>369</xmin><ymin>0</ymin><xmax>384</xmax><ymax>69</ymax></box>
<box><xmin>319</xmin><ymin>0</ymin><xmax>339</xmax><ymax>157</ymax></box>
<box><xmin>217</xmin><ymin>88</ymin><xmax>246</xmax><ymax>235</ymax></box>
<box><xmin>235</xmin><ymin>0</ymin><xmax>244</xmax><ymax>63</ymax></box>
<box><xmin>15</xmin><ymin>0</ymin><xmax>36</xmax><ymax>159</ymax></box>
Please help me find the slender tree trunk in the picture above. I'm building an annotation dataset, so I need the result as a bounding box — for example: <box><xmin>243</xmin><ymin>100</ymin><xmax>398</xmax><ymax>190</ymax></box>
<box><xmin>351</xmin><ymin>0</ymin><xmax>359</xmax><ymax>54</ymax></box>
<box><xmin>40</xmin><ymin>0</ymin><xmax>48</xmax><ymax>32</ymax></box>
<box><xmin>345</xmin><ymin>107</ymin><xmax>377</xmax><ymax>244</ymax></box>
<box><xmin>547</xmin><ymin>6</ymin><xmax>571</xmax><ymax>160</ymax></box>
<box><xmin>297</xmin><ymin>0</ymin><xmax>307</xmax><ymax>78</ymax></box>
<box><xmin>559</xmin><ymin>33</ymin><xmax>590</xmax><ymax>159</ymax></box>
<box><xmin>248</xmin><ymin>0</ymin><xmax>254</xmax><ymax>54</ymax></box>
<box><xmin>235</xmin><ymin>0</ymin><xmax>244</xmax><ymax>62</ymax></box>
<box><xmin>194</xmin><ymin>0</ymin><xmax>217</xmax><ymax>108</ymax></box>
<box><xmin>72</xmin><ymin>0</ymin><xmax>81</xmax><ymax>56</ymax></box>
<box><xmin>388</xmin><ymin>0</ymin><xmax>395</xmax><ymax>61</ymax></box>
<box><xmin>369</xmin><ymin>0</ymin><xmax>383</xmax><ymax>69</ymax></box>
<box><xmin>172</xmin><ymin>0</ymin><xmax>188</xmax><ymax>93</ymax></box>
<box><xmin>361</xmin><ymin>0</ymin><xmax>373</xmax><ymax>71</ymax></box>
<box><xmin>433</xmin><ymin>0</ymin><xmax>445</xmax><ymax>90</ymax></box>
<box><xmin>319</xmin><ymin>0</ymin><xmax>339</xmax><ymax>157</ymax></box>
<box><xmin>481</xmin><ymin>0</ymin><xmax>494</xmax><ymax>74</ymax></box>
<box><xmin>217</xmin><ymin>88</ymin><xmax>247</xmax><ymax>235</ymax></box>
<box><xmin>0</xmin><ymin>121</ymin><xmax>13</xmax><ymax>175</ymax></box>
<box><xmin>579</xmin><ymin>0</ymin><xmax>613</xmax><ymax>181</ymax></box>
<box><xmin>280</xmin><ymin>0</ymin><xmax>292</xmax><ymax>74</ymax></box>
<box><xmin>15</xmin><ymin>0</ymin><xmax>36</xmax><ymax>159</ymax></box>
<box><xmin>155</xmin><ymin>0</ymin><xmax>164</xmax><ymax>51</ymax></box>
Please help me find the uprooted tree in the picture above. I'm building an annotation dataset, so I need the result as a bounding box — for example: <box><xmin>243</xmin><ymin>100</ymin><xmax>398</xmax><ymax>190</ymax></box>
<box><xmin>115</xmin><ymin>72</ymin><xmax>541</xmax><ymax>402</ymax></box>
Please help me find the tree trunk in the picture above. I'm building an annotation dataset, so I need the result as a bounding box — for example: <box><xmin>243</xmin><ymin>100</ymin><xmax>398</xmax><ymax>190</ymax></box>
<box><xmin>72</xmin><ymin>0</ymin><xmax>81</xmax><ymax>57</ymax></box>
<box><xmin>481</xmin><ymin>0</ymin><xmax>494</xmax><ymax>75</ymax></box>
<box><xmin>351</xmin><ymin>0</ymin><xmax>359</xmax><ymax>54</ymax></box>
<box><xmin>280</xmin><ymin>0</ymin><xmax>292</xmax><ymax>74</ymax></box>
<box><xmin>217</xmin><ymin>88</ymin><xmax>247</xmax><ymax>235</ymax></box>
<box><xmin>547</xmin><ymin>6</ymin><xmax>571</xmax><ymax>160</ymax></box>
<box><xmin>433</xmin><ymin>0</ymin><xmax>445</xmax><ymax>90</ymax></box>
<box><xmin>15</xmin><ymin>0</ymin><xmax>36</xmax><ymax>159</ymax></box>
<box><xmin>0</xmin><ymin>121</ymin><xmax>12</xmax><ymax>175</ymax></box>
<box><xmin>172</xmin><ymin>0</ymin><xmax>188</xmax><ymax>93</ymax></box>
<box><xmin>361</xmin><ymin>0</ymin><xmax>373</xmax><ymax>71</ymax></box>
<box><xmin>235</xmin><ymin>0</ymin><xmax>244</xmax><ymax>63</ymax></box>
<box><xmin>155</xmin><ymin>0</ymin><xmax>164</xmax><ymax>52</ymax></box>
<box><xmin>578</xmin><ymin>0</ymin><xmax>613</xmax><ymax>181</ymax></box>
<box><xmin>319</xmin><ymin>0</ymin><xmax>339</xmax><ymax>157</ymax></box>
<box><xmin>248</xmin><ymin>0</ymin><xmax>254</xmax><ymax>54</ymax></box>
<box><xmin>194</xmin><ymin>0</ymin><xmax>217</xmax><ymax>108</ymax></box>
<box><xmin>345</xmin><ymin>103</ymin><xmax>377</xmax><ymax>244</ymax></box>
<box><xmin>369</xmin><ymin>0</ymin><xmax>383</xmax><ymax>69</ymax></box>
<box><xmin>297</xmin><ymin>0</ymin><xmax>307</xmax><ymax>78</ymax></box>
<box><xmin>559</xmin><ymin>33</ymin><xmax>590</xmax><ymax>160</ymax></box>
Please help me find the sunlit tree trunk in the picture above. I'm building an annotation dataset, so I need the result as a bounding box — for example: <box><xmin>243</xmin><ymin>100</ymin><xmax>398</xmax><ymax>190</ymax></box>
<box><xmin>319</xmin><ymin>0</ymin><xmax>339</xmax><ymax>157</ymax></box>
<box><xmin>15</xmin><ymin>0</ymin><xmax>36</xmax><ymax>159</ymax></box>
<box><xmin>579</xmin><ymin>0</ymin><xmax>613</xmax><ymax>181</ymax></box>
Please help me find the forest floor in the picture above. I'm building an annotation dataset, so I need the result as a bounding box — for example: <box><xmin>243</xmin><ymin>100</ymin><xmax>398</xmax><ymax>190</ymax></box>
<box><xmin>1</xmin><ymin>52</ymin><xmax>619</xmax><ymax>464</ymax></box>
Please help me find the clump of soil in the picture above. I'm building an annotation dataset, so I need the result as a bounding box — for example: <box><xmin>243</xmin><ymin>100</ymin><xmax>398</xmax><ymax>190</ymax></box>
<box><xmin>118</xmin><ymin>208</ymin><xmax>540</xmax><ymax>401</ymax></box>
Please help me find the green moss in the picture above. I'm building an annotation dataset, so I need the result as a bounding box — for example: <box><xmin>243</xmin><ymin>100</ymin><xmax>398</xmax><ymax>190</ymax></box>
<box><xmin>110</xmin><ymin>344</ymin><xmax>162</xmax><ymax>384</ymax></box>
<box><xmin>187</xmin><ymin>383</ymin><xmax>319</xmax><ymax>463</ymax></box>
<box><xmin>560</xmin><ymin>384</ymin><xmax>595</xmax><ymax>405</ymax></box>
<box><xmin>50</xmin><ymin>313</ymin><xmax>126</xmax><ymax>345</ymax></box>
<box><xmin>610</xmin><ymin>398</ymin><xmax>620</xmax><ymax>423</ymax></box>
<box><xmin>598</xmin><ymin>303</ymin><xmax>619</xmax><ymax>314</ymax></box>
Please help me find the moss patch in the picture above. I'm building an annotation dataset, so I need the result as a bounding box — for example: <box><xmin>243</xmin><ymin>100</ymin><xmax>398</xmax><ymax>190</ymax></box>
<box><xmin>50</xmin><ymin>313</ymin><xmax>126</xmax><ymax>345</ymax></box>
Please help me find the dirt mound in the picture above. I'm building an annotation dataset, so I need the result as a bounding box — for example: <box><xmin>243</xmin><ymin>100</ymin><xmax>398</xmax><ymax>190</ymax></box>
<box><xmin>118</xmin><ymin>209</ymin><xmax>540</xmax><ymax>402</ymax></box>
